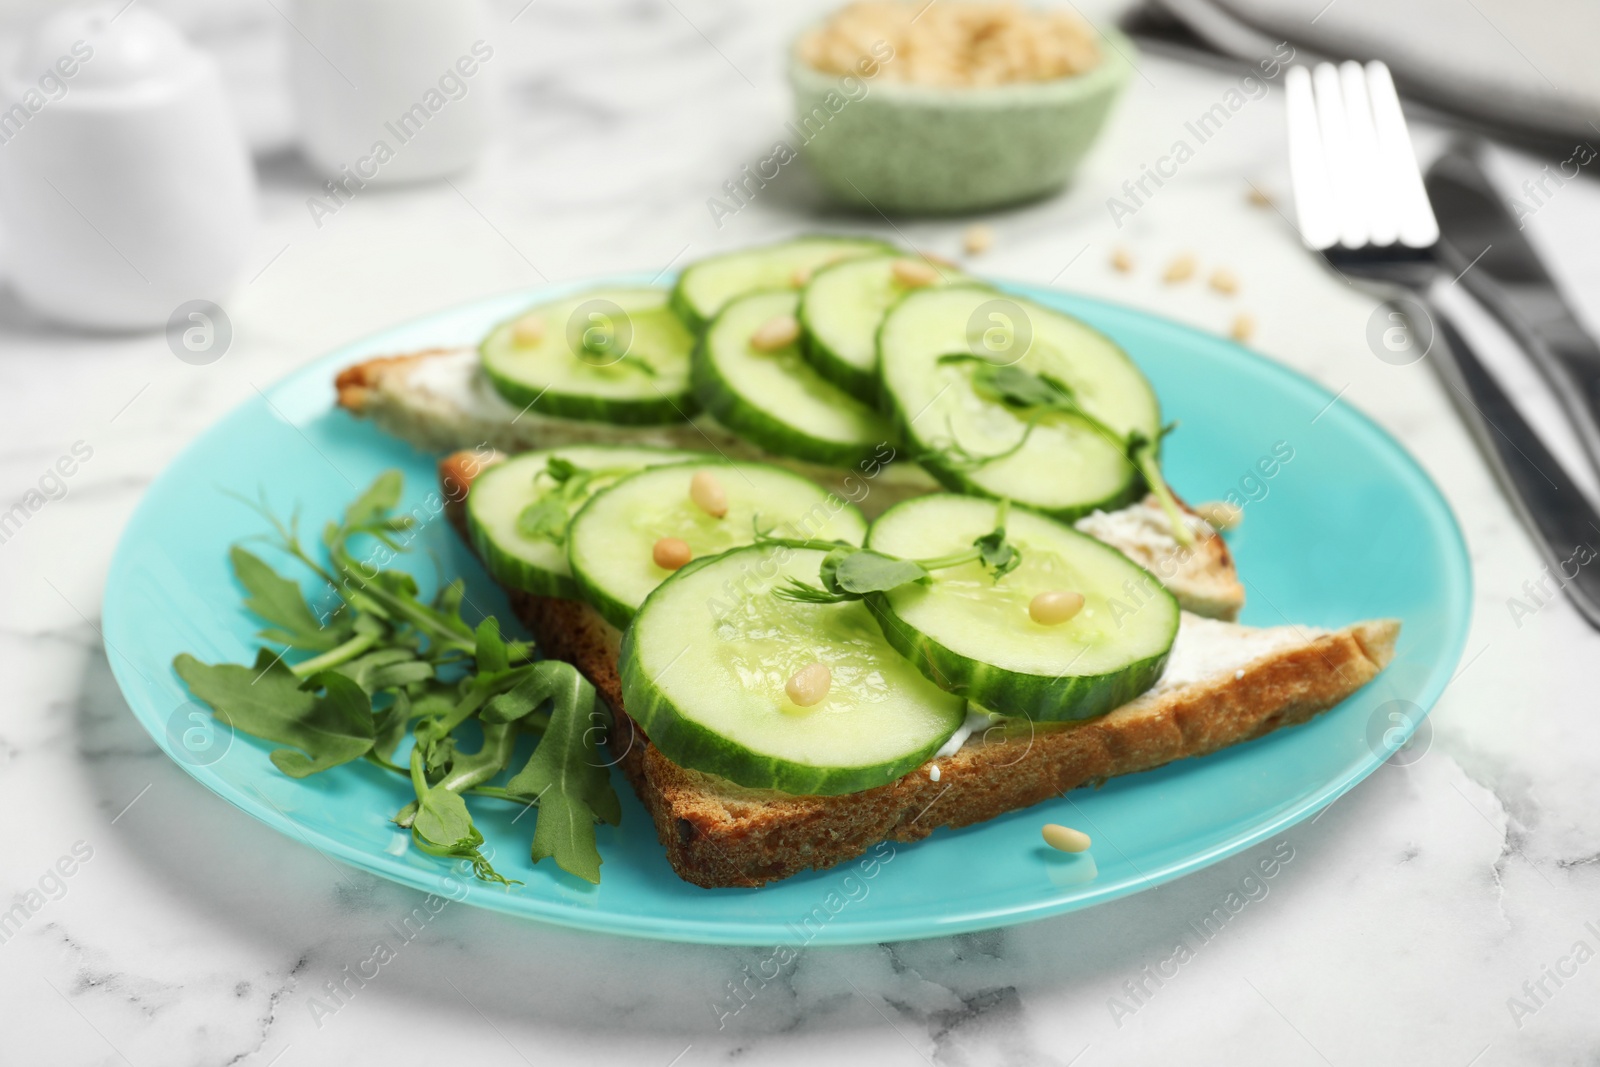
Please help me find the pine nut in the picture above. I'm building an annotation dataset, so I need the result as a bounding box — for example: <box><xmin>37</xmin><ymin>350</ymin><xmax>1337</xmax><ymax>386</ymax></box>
<box><xmin>1163</xmin><ymin>254</ymin><xmax>1196</xmax><ymax>284</ymax></box>
<box><xmin>1194</xmin><ymin>500</ymin><xmax>1242</xmax><ymax>531</ymax></box>
<box><xmin>511</xmin><ymin>314</ymin><xmax>546</xmax><ymax>347</ymax></box>
<box><xmin>891</xmin><ymin>258</ymin><xmax>941</xmax><ymax>287</ymax></box>
<box><xmin>785</xmin><ymin>661</ymin><xmax>831</xmax><ymax>707</ymax></box>
<box><xmin>790</xmin><ymin>265</ymin><xmax>813</xmax><ymax>287</ymax></box>
<box><xmin>1028</xmin><ymin>590</ymin><xmax>1085</xmax><ymax>625</ymax></box>
<box><xmin>1230</xmin><ymin>312</ymin><xmax>1256</xmax><ymax>342</ymax></box>
<box><xmin>1042</xmin><ymin>823</ymin><xmax>1091</xmax><ymax>853</ymax></box>
<box><xmin>1209</xmin><ymin>267</ymin><xmax>1238</xmax><ymax>294</ymax></box>
<box><xmin>1110</xmin><ymin>247</ymin><xmax>1134</xmax><ymax>273</ymax></box>
<box><xmin>652</xmin><ymin>537</ymin><xmax>692</xmax><ymax>570</ymax></box>
<box><xmin>750</xmin><ymin>314</ymin><xmax>800</xmax><ymax>352</ymax></box>
<box><xmin>963</xmin><ymin>224</ymin><xmax>994</xmax><ymax>255</ymax></box>
<box><xmin>689</xmin><ymin>469</ymin><xmax>728</xmax><ymax>518</ymax></box>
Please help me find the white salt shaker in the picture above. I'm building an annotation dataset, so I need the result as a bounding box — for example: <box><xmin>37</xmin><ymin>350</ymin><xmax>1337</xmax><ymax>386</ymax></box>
<box><xmin>289</xmin><ymin>0</ymin><xmax>496</xmax><ymax>186</ymax></box>
<box><xmin>0</xmin><ymin>5</ymin><xmax>257</xmax><ymax>330</ymax></box>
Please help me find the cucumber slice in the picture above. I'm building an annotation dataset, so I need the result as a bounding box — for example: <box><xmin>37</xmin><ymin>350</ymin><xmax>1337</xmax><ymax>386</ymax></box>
<box><xmin>466</xmin><ymin>445</ymin><xmax>701</xmax><ymax>598</ymax></box>
<box><xmin>866</xmin><ymin>494</ymin><xmax>1178</xmax><ymax>721</ymax></box>
<box><xmin>619</xmin><ymin>544</ymin><xmax>966</xmax><ymax>795</ymax></box>
<box><xmin>670</xmin><ymin>236</ymin><xmax>895</xmax><ymax>332</ymax></box>
<box><xmin>879</xmin><ymin>285</ymin><xmax>1162</xmax><ymax>522</ymax></box>
<box><xmin>798</xmin><ymin>254</ymin><xmax>968</xmax><ymax>402</ymax></box>
<box><xmin>693</xmin><ymin>290</ymin><xmax>899</xmax><ymax>468</ymax></box>
<box><xmin>567</xmin><ymin>460</ymin><xmax>867</xmax><ymax>629</ymax></box>
<box><xmin>480</xmin><ymin>287</ymin><xmax>696</xmax><ymax>425</ymax></box>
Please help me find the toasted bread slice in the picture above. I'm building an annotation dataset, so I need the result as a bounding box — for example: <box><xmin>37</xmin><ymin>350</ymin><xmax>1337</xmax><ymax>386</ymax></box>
<box><xmin>437</xmin><ymin>453</ymin><xmax>1398</xmax><ymax>889</ymax></box>
<box><xmin>345</xmin><ymin>351</ymin><xmax>1244</xmax><ymax>617</ymax></box>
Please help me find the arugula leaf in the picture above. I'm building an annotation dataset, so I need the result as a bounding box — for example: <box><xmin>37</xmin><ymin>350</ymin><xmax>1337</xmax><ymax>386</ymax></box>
<box><xmin>372</xmin><ymin>693</ymin><xmax>411</xmax><ymax>761</ymax></box>
<box><xmin>230</xmin><ymin>547</ymin><xmax>345</xmax><ymax>652</ymax></box>
<box><xmin>177</xmin><ymin>469</ymin><xmax>623</xmax><ymax>888</ymax></box>
<box><xmin>832</xmin><ymin>551</ymin><xmax>930</xmax><ymax>595</ymax></box>
<box><xmin>343</xmin><ymin>469</ymin><xmax>404</xmax><ymax>529</ymax></box>
<box><xmin>481</xmin><ymin>659</ymin><xmax>586</xmax><ymax>726</ymax></box>
<box><xmin>972</xmin><ymin>500</ymin><xmax>1022</xmax><ymax>582</ymax></box>
<box><xmin>175</xmin><ymin>652</ymin><xmax>374</xmax><ymax>777</ymax></box>
<box><xmin>474</xmin><ymin>617</ymin><xmax>509</xmax><ymax>674</ymax></box>
<box><xmin>411</xmin><ymin>783</ymin><xmax>474</xmax><ymax>844</ymax></box>
<box><xmin>776</xmin><ymin>502</ymin><xmax>1021</xmax><ymax>603</ymax></box>
<box><xmin>933</xmin><ymin>356</ymin><xmax>1194</xmax><ymax>547</ymax></box>
<box><xmin>504</xmin><ymin>665</ymin><xmax>619</xmax><ymax>884</ymax></box>
<box><xmin>515</xmin><ymin>497</ymin><xmax>571</xmax><ymax>544</ymax></box>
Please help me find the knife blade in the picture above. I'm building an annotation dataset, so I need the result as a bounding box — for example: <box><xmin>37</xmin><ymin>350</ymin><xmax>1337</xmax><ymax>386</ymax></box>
<box><xmin>1426</xmin><ymin>305</ymin><xmax>1600</xmax><ymax>630</ymax></box>
<box><xmin>1425</xmin><ymin>142</ymin><xmax>1600</xmax><ymax>473</ymax></box>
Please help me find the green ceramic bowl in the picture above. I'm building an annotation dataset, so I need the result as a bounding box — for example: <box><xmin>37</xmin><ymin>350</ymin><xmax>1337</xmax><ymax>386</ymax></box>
<box><xmin>787</xmin><ymin>29</ymin><xmax>1133</xmax><ymax>214</ymax></box>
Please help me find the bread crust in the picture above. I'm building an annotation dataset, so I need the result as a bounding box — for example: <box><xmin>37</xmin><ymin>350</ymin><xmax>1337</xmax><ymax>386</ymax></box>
<box><xmin>438</xmin><ymin>452</ymin><xmax>1398</xmax><ymax>889</ymax></box>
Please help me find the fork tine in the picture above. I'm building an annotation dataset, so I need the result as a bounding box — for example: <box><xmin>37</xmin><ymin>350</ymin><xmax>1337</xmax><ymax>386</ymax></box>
<box><xmin>1311</xmin><ymin>62</ymin><xmax>1367</xmax><ymax>248</ymax></box>
<box><xmin>1285</xmin><ymin>65</ymin><xmax>1339</xmax><ymax>250</ymax></box>
<box><xmin>1338</xmin><ymin>60</ymin><xmax>1396</xmax><ymax>247</ymax></box>
<box><xmin>1364</xmin><ymin>61</ymin><xmax>1440</xmax><ymax>248</ymax></box>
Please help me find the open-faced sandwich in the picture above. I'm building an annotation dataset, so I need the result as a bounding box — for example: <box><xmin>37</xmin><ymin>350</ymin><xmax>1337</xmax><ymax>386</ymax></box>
<box><xmin>323</xmin><ymin>237</ymin><xmax>1399</xmax><ymax>888</ymax></box>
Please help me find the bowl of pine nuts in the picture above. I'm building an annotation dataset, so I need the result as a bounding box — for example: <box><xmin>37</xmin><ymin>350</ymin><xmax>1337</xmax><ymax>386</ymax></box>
<box><xmin>788</xmin><ymin>1</ymin><xmax>1132</xmax><ymax>214</ymax></box>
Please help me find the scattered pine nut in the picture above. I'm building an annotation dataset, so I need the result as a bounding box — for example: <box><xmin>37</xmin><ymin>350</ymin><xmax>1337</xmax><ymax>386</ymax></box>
<box><xmin>1248</xmin><ymin>186</ymin><xmax>1273</xmax><ymax>207</ymax></box>
<box><xmin>1194</xmin><ymin>500</ymin><xmax>1242</xmax><ymax>531</ymax></box>
<box><xmin>785</xmin><ymin>661</ymin><xmax>831</xmax><ymax>707</ymax></box>
<box><xmin>930</xmin><ymin>763</ymin><xmax>942</xmax><ymax>782</ymax></box>
<box><xmin>1042</xmin><ymin>823</ymin><xmax>1091</xmax><ymax>853</ymax></box>
<box><xmin>791</xmin><ymin>265</ymin><xmax>813</xmax><ymax>287</ymax></box>
<box><xmin>963</xmin><ymin>224</ymin><xmax>994</xmax><ymax>255</ymax></box>
<box><xmin>891</xmin><ymin>258</ymin><xmax>941</xmax><ymax>287</ymax></box>
<box><xmin>750</xmin><ymin>314</ymin><xmax>801</xmax><ymax>352</ymax></box>
<box><xmin>1230</xmin><ymin>312</ymin><xmax>1256</xmax><ymax>342</ymax></box>
<box><xmin>511</xmin><ymin>314</ymin><xmax>546</xmax><ymax>347</ymax></box>
<box><xmin>652</xmin><ymin>537</ymin><xmax>692</xmax><ymax>570</ymax></box>
<box><xmin>1208</xmin><ymin>267</ymin><xmax>1238</xmax><ymax>295</ymax></box>
<box><xmin>1163</xmin><ymin>254</ymin><xmax>1196</xmax><ymax>284</ymax></box>
<box><xmin>689</xmin><ymin>469</ymin><xmax>728</xmax><ymax>518</ymax></box>
<box><xmin>1028</xmin><ymin>590</ymin><xmax>1085</xmax><ymax>625</ymax></box>
<box><xmin>1111</xmin><ymin>247</ymin><xmax>1134</xmax><ymax>273</ymax></box>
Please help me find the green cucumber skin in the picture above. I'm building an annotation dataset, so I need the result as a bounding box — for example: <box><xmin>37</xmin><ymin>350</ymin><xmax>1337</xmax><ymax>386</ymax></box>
<box><xmin>569</xmin><ymin>559</ymin><xmax>639</xmax><ymax>631</ymax></box>
<box><xmin>797</xmin><ymin>256</ymin><xmax>970</xmax><ymax>406</ymax></box>
<box><xmin>467</xmin><ymin>515</ymin><xmax>580</xmax><ymax>599</ymax></box>
<box><xmin>617</xmin><ymin>613</ymin><xmax>955</xmax><ymax>797</ymax></box>
<box><xmin>877</xmin><ymin>283</ymin><xmax>1146</xmax><ymax>523</ymax></box>
<box><xmin>866</xmin><ymin>594</ymin><xmax>1173</xmax><ymax>722</ymax></box>
<box><xmin>478</xmin><ymin>333</ymin><xmax>698</xmax><ymax>426</ymax></box>
<box><xmin>464</xmin><ymin>445</ymin><xmax>706</xmax><ymax>600</ymax></box>
<box><xmin>798</xmin><ymin>306</ymin><xmax>878</xmax><ymax>403</ymax></box>
<box><xmin>690</xmin><ymin>319</ymin><xmax>891</xmax><ymax>470</ymax></box>
<box><xmin>906</xmin><ymin>440</ymin><xmax>1144</xmax><ymax>525</ymax></box>
<box><xmin>864</xmin><ymin>492</ymin><xmax>1179</xmax><ymax>721</ymax></box>
<box><xmin>795</xmin><ymin>255</ymin><xmax>883</xmax><ymax>402</ymax></box>
<box><xmin>564</xmin><ymin>460</ymin><xmax>869</xmax><ymax>631</ymax></box>
<box><xmin>669</xmin><ymin>235</ymin><xmax>897</xmax><ymax>333</ymax></box>
<box><xmin>668</xmin><ymin>285</ymin><xmax>710</xmax><ymax>335</ymax></box>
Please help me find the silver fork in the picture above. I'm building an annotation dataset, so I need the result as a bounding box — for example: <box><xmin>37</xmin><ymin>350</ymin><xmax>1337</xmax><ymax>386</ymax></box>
<box><xmin>1285</xmin><ymin>61</ymin><xmax>1600</xmax><ymax>629</ymax></box>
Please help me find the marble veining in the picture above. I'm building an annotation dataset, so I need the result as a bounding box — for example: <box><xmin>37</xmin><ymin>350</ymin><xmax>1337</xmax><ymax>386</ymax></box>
<box><xmin>2</xmin><ymin>1</ymin><xmax>1600</xmax><ymax>1064</ymax></box>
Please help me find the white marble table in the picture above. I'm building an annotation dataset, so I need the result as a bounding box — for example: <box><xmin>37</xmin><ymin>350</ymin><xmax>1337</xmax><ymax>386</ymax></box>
<box><xmin>3</xmin><ymin>2</ymin><xmax>1599</xmax><ymax>1064</ymax></box>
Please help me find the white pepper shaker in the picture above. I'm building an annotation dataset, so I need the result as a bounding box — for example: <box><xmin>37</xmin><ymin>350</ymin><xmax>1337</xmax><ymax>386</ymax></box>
<box><xmin>0</xmin><ymin>5</ymin><xmax>257</xmax><ymax>330</ymax></box>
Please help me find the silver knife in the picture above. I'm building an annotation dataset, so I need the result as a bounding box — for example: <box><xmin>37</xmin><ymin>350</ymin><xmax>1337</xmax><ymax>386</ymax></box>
<box><xmin>1425</xmin><ymin>142</ymin><xmax>1600</xmax><ymax>474</ymax></box>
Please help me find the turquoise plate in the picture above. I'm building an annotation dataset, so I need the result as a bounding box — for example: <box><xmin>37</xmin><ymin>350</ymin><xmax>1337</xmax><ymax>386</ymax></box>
<box><xmin>103</xmin><ymin>278</ymin><xmax>1470</xmax><ymax>946</ymax></box>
